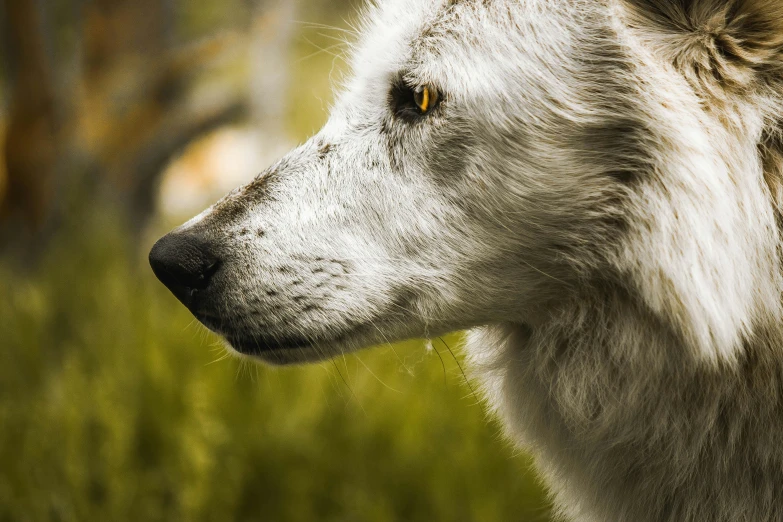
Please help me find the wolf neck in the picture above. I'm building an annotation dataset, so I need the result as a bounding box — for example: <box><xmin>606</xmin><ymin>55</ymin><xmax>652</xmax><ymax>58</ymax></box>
<box><xmin>470</xmin><ymin>287</ymin><xmax>783</xmax><ymax>522</ymax></box>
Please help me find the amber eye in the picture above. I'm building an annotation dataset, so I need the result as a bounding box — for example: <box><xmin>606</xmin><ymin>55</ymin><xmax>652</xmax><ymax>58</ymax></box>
<box><xmin>413</xmin><ymin>85</ymin><xmax>438</xmax><ymax>114</ymax></box>
<box><xmin>389</xmin><ymin>79</ymin><xmax>441</xmax><ymax>121</ymax></box>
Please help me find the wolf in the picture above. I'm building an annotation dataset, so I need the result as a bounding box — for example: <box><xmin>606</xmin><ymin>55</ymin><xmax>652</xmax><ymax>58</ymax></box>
<box><xmin>149</xmin><ymin>0</ymin><xmax>783</xmax><ymax>520</ymax></box>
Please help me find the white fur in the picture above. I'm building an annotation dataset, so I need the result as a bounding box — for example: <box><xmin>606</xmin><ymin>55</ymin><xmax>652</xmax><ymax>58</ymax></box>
<box><xmin>167</xmin><ymin>0</ymin><xmax>783</xmax><ymax>519</ymax></box>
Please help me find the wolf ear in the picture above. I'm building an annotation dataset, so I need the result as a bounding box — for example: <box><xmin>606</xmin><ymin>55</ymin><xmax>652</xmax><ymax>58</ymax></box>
<box><xmin>624</xmin><ymin>0</ymin><xmax>783</xmax><ymax>97</ymax></box>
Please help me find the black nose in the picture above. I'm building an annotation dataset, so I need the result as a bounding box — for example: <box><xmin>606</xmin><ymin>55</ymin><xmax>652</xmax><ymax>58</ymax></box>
<box><xmin>149</xmin><ymin>232</ymin><xmax>221</xmax><ymax>307</ymax></box>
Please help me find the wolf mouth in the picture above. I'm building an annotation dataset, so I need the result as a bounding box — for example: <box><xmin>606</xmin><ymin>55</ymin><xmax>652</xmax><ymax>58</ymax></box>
<box><xmin>208</xmin><ymin>314</ymin><xmax>358</xmax><ymax>356</ymax></box>
<box><xmin>193</xmin><ymin>312</ymin><xmax>348</xmax><ymax>356</ymax></box>
<box><xmin>225</xmin><ymin>334</ymin><xmax>319</xmax><ymax>355</ymax></box>
<box><xmin>193</xmin><ymin>296</ymin><xmax>412</xmax><ymax>358</ymax></box>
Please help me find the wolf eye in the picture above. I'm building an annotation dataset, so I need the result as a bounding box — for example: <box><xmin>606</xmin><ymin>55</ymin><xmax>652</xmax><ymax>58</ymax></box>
<box><xmin>390</xmin><ymin>79</ymin><xmax>441</xmax><ymax>121</ymax></box>
<box><xmin>413</xmin><ymin>85</ymin><xmax>438</xmax><ymax>114</ymax></box>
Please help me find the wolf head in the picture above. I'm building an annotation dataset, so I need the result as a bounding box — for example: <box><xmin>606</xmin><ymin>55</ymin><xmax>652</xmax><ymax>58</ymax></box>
<box><xmin>151</xmin><ymin>0</ymin><xmax>783</xmax><ymax>366</ymax></box>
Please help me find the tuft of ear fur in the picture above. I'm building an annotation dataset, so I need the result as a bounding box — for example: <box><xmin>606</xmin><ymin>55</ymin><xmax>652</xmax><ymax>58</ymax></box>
<box><xmin>625</xmin><ymin>0</ymin><xmax>783</xmax><ymax>98</ymax></box>
<box><xmin>626</xmin><ymin>0</ymin><xmax>783</xmax><ymax>238</ymax></box>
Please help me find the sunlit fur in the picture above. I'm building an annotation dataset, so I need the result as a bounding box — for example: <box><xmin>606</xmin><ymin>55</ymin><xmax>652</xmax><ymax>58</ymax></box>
<box><xmin>172</xmin><ymin>0</ymin><xmax>783</xmax><ymax>520</ymax></box>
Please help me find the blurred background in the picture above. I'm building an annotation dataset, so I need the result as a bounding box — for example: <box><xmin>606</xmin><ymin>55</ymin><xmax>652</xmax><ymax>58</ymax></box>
<box><xmin>0</xmin><ymin>0</ymin><xmax>553</xmax><ymax>520</ymax></box>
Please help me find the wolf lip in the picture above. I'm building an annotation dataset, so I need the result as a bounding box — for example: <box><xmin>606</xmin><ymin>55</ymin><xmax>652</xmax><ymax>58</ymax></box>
<box><xmin>226</xmin><ymin>335</ymin><xmax>316</xmax><ymax>355</ymax></box>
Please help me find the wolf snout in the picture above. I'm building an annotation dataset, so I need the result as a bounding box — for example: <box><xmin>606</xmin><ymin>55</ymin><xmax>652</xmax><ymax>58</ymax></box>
<box><xmin>149</xmin><ymin>232</ymin><xmax>221</xmax><ymax>309</ymax></box>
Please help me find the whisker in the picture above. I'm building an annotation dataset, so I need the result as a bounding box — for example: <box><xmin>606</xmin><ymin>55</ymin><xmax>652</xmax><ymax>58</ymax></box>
<box><xmin>426</xmin><ymin>338</ymin><xmax>448</xmax><ymax>384</ymax></box>
<box><xmin>292</xmin><ymin>20</ymin><xmax>358</xmax><ymax>35</ymax></box>
<box><xmin>439</xmin><ymin>337</ymin><xmax>479</xmax><ymax>403</ymax></box>
<box><xmin>368</xmin><ymin>319</ymin><xmax>414</xmax><ymax>375</ymax></box>
<box><xmin>205</xmin><ymin>348</ymin><xmax>233</xmax><ymax>366</ymax></box>
<box><xmin>331</xmin><ymin>358</ymin><xmax>366</xmax><ymax>415</ymax></box>
<box><xmin>316</xmin><ymin>31</ymin><xmax>353</xmax><ymax>47</ymax></box>
<box><xmin>355</xmin><ymin>353</ymin><xmax>402</xmax><ymax>393</ymax></box>
<box><xmin>184</xmin><ymin>318</ymin><xmax>197</xmax><ymax>332</ymax></box>
<box><xmin>298</xmin><ymin>37</ymin><xmax>346</xmax><ymax>61</ymax></box>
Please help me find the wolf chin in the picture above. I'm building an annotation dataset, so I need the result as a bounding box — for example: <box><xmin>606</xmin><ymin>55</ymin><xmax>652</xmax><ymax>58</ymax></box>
<box><xmin>149</xmin><ymin>0</ymin><xmax>783</xmax><ymax>520</ymax></box>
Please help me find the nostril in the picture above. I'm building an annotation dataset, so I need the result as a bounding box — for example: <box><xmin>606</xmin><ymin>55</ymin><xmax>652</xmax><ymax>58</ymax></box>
<box><xmin>149</xmin><ymin>232</ymin><xmax>221</xmax><ymax>305</ymax></box>
<box><xmin>199</xmin><ymin>260</ymin><xmax>221</xmax><ymax>286</ymax></box>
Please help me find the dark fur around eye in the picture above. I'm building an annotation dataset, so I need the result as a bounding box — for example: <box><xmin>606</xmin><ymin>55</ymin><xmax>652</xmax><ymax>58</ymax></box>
<box><xmin>388</xmin><ymin>77</ymin><xmax>441</xmax><ymax>122</ymax></box>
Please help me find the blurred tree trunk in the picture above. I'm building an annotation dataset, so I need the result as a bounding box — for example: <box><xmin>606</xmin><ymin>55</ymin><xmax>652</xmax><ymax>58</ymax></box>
<box><xmin>1</xmin><ymin>0</ymin><xmax>58</xmax><ymax>239</ymax></box>
<box><xmin>79</xmin><ymin>0</ymin><xmax>248</xmax><ymax>232</ymax></box>
<box><xmin>81</xmin><ymin>0</ymin><xmax>180</xmax><ymax>219</ymax></box>
<box><xmin>0</xmin><ymin>0</ymin><xmax>265</xmax><ymax>252</ymax></box>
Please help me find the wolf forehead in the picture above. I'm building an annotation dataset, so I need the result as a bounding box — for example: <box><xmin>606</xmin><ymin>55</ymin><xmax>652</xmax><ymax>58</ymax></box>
<box><xmin>352</xmin><ymin>0</ymin><xmax>511</xmax><ymax>74</ymax></box>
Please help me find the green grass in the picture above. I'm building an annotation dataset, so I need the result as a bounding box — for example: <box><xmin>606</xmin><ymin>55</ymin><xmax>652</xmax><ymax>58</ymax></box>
<box><xmin>0</xmin><ymin>216</ymin><xmax>553</xmax><ymax>521</ymax></box>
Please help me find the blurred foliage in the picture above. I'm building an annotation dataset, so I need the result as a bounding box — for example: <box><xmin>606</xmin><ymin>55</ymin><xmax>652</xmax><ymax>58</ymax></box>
<box><xmin>0</xmin><ymin>212</ymin><xmax>552</xmax><ymax>521</ymax></box>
